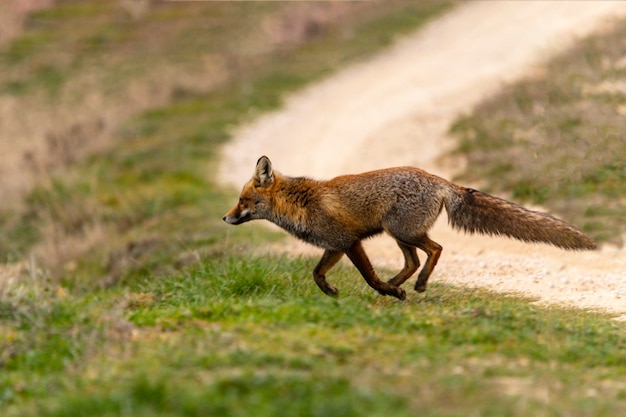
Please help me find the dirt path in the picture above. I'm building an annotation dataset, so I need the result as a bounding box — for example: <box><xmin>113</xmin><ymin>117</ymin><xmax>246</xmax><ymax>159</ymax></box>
<box><xmin>219</xmin><ymin>1</ymin><xmax>626</xmax><ymax>317</ymax></box>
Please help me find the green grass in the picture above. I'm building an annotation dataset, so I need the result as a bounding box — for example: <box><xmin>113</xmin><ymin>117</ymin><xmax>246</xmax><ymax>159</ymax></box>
<box><xmin>2</xmin><ymin>256</ymin><xmax>625</xmax><ymax>416</ymax></box>
<box><xmin>449</xmin><ymin>17</ymin><xmax>626</xmax><ymax>245</ymax></box>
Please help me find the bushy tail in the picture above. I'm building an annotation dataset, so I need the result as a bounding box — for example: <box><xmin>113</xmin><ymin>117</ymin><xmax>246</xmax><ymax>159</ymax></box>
<box><xmin>444</xmin><ymin>185</ymin><xmax>596</xmax><ymax>250</ymax></box>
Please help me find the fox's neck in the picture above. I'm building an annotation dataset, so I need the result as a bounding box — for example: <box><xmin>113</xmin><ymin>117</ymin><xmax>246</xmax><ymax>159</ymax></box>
<box><xmin>266</xmin><ymin>176</ymin><xmax>319</xmax><ymax>240</ymax></box>
<box><xmin>273</xmin><ymin>176</ymin><xmax>318</xmax><ymax>208</ymax></box>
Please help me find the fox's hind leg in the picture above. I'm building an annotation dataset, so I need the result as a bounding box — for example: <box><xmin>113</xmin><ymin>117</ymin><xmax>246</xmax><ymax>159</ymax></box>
<box><xmin>313</xmin><ymin>250</ymin><xmax>343</xmax><ymax>297</ymax></box>
<box><xmin>387</xmin><ymin>241</ymin><xmax>420</xmax><ymax>287</ymax></box>
<box><xmin>411</xmin><ymin>235</ymin><xmax>442</xmax><ymax>292</ymax></box>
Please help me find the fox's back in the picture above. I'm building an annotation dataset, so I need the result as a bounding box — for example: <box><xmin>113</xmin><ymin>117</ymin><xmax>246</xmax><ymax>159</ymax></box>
<box><xmin>310</xmin><ymin>167</ymin><xmax>451</xmax><ymax>240</ymax></box>
<box><xmin>322</xmin><ymin>166</ymin><xmax>450</xmax><ymax>212</ymax></box>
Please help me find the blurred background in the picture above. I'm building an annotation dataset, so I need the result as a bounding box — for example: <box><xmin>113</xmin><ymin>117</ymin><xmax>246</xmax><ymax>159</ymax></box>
<box><xmin>0</xmin><ymin>0</ymin><xmax>456</xmax><ymax>281</ymax></box>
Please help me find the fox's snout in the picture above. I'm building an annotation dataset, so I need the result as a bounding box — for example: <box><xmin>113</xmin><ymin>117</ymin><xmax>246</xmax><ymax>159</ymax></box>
<box><xmin>222</xmin><ymin>213</ymin><xmax>239</xmax><ymax>225</ymax></box>
<box><xmin>222</xmin><ymin>214</ymin><xmax>240</xmax><ymax>225</ymax></box>
<box><xmin>222</xmin><ymin>206</ymin><xmax>252</xmax><ymax>225</ymax></box>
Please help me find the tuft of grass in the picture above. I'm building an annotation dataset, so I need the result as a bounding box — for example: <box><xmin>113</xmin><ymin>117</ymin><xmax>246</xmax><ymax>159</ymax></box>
<box><xmin>449</xmin><ymin>18</ymin><xmax>626</xmax><ymax>245</ymax></box>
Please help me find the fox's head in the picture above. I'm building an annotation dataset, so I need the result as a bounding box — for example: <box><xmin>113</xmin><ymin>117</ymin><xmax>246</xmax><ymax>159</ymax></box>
<box><xmin>223</xmin><ymin>156</ymin><xmax>275</xmax><ymax>225</ymax></box>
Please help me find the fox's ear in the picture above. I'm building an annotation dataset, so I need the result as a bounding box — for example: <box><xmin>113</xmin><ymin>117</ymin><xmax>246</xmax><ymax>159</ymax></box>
<box><xmin>254</xmin><ymin>156</ymin><xmax>274</xmax><ymax>187</ymax></box>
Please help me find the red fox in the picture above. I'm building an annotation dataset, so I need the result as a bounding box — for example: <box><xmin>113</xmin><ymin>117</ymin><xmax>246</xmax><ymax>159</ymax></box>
<box><xmin>223</xmin><ymin>156</ymin><xmax>596</xmax><ymax>300</ymax></box>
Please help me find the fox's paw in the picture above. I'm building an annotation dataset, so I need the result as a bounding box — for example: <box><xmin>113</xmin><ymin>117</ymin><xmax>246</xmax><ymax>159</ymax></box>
<box><xmin>388</xmin><ymin>286</ymin><xmax>406</xmax><ymax>301</ymax></box>
<box><xmin>414</xmin><ymin>282</ymin><xmax>427</xmax><ymax>293</ymax></box>
<box><xmin>320</xmin><ymin>285</ymin><xmax>339</xmax><ymax>297</ymax></box>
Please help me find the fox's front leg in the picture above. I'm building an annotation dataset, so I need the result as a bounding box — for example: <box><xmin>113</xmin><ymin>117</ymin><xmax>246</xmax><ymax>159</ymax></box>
<box><xmin>313</xmin><ymin>250</ymin><xmax>344</xmax><ymax>297</ymax></box>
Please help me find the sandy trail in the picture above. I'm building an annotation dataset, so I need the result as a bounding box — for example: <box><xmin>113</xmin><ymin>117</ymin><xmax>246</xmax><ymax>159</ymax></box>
<box><xmin>219</xmin><ymin>1</ymin><xmax>626</xmax><ymax>317</ymax></box>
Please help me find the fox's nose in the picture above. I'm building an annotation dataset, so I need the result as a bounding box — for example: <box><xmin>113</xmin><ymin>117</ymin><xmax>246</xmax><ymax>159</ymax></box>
<box><xmin>222</xmin><ymin>216</ymin><xmax>227</xmax><ymax>222</ymax></box>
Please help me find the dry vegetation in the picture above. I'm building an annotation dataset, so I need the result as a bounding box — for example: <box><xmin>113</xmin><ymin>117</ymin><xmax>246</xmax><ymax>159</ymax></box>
<box><xmin>0</xmin><ymin>0</ymin><xmax>403</xmax><ymax>202</ymax></box>
<box><xmin>450</xmin><ymin>18</ymin><xmax>626</xmax><ymax>245</ymax></box>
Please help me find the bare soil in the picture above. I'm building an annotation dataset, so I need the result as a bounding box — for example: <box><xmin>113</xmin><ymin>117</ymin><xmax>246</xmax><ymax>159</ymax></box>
<box><xmin>219</xmin><ymin>1</ymin><xmax>626</xmax><ymax>318</ymax></box>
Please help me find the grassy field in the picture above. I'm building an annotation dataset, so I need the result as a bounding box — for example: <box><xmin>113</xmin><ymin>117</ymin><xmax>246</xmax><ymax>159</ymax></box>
<box><xmin>1</xmin><ymin>1</ymin><xmax>625</xmax><ymax>416</ymax></box>
<box><xmin>449</xmin><ymin>17</ymin><xmax>626</xmax><ymax>246</ymax></box>
<box><xmin>3</xmin><ymin>256</ymin><xmax>626</xmax><ymax>417</ymax></box>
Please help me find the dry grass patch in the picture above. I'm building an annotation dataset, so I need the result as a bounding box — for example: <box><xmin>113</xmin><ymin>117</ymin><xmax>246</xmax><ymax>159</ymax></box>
<box><xmin>450</xmin><ymin>18</ymin><xmax>626</xmax><ymax>245</ymax></box>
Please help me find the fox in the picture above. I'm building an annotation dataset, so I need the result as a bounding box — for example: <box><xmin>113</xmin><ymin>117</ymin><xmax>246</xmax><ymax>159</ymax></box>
<box><xmin>223</xmin><ymin>156</ymin><xmax>596</xmax><ymax>300</ymax></box>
